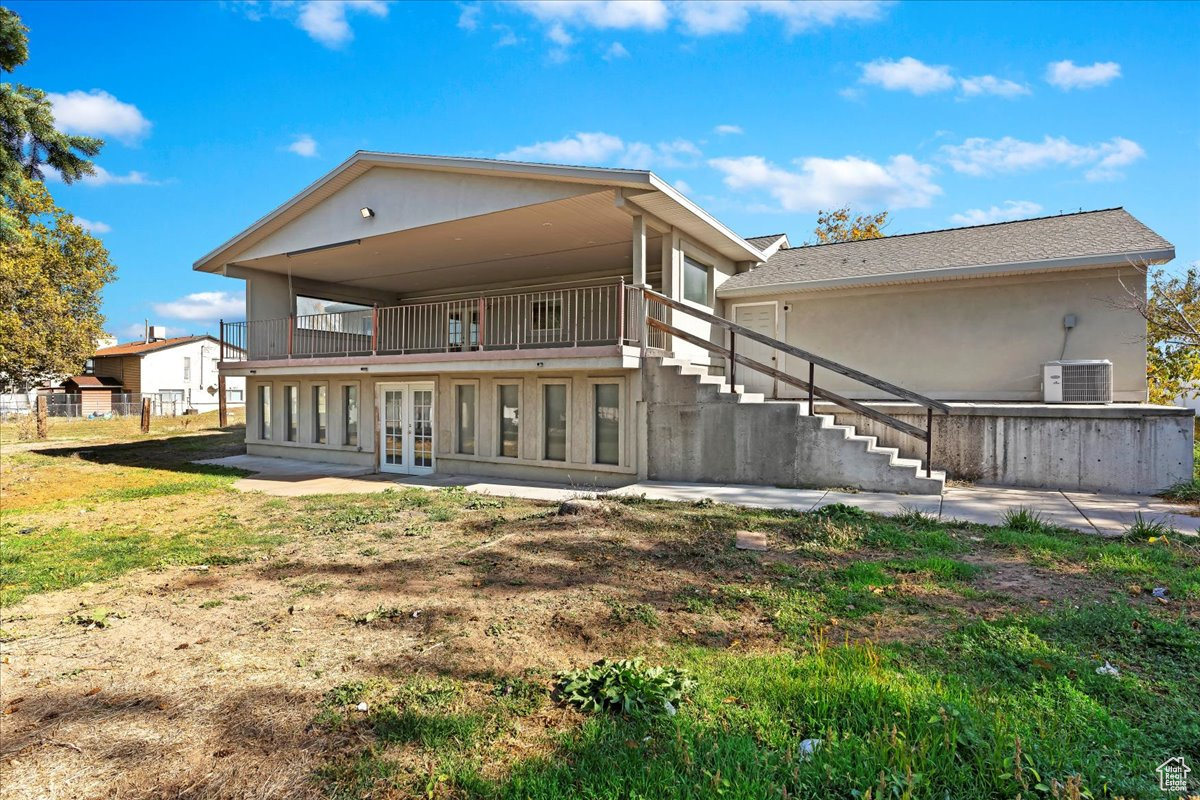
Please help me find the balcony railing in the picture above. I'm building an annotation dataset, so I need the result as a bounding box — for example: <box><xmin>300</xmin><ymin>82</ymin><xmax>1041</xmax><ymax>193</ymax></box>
<box><xmin>221</xmin><ymin>282</ymin><xmax>647</xmax><ymax>362</ymax></box>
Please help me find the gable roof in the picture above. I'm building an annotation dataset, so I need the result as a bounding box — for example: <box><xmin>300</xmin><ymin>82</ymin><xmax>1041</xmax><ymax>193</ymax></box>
<box><xmin>719</xmin><ymin>208</ymin><xmax>1174</xmax><ymax>297</ymax></box>
<box><xmin>93</xmin><ymin>335</ymin><xmax>216</xmax><ymax>357</ymax></box>
<box><xmin>193</xmin><ymin>152</ymin><xmax>764</xmax><ymax>273</ymax></box>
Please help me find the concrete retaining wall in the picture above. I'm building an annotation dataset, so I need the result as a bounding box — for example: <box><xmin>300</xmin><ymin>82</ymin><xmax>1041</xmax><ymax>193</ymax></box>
<box><xmin>644</xmin><ymin>364</ymin><xmax>942</xmax><ymax>494</ymax></box>
<box><xmin>823</xmin><ymin>402</ymin><xmax>1194</xmax><ymax>494</ymax></box>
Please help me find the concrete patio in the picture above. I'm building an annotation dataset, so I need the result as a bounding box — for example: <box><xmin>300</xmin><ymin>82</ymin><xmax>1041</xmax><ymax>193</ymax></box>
<box><xmin>198</xmin><ymin>455</ymin><xmax>1200</xmax><ymax>538</ymax></box>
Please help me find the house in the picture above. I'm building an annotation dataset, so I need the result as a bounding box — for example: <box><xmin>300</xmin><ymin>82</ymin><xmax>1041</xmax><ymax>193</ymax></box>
<box><xmin>90</xmin><ymin>333</ymin><xmax>246</xmax><ymax>413</ymax></box>
<box><xmin>194</xmin><ymin>152</ymin><xmax>1192</xmax><ymax>495</ymax></box>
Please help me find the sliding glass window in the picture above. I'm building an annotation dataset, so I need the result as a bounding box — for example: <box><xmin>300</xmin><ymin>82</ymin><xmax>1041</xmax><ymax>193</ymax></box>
<box><xmin>284</xmin><ymin>385</ymin><xmax>298</xmax><ymax>442</ymax></box>
<box><xmin>456</xmin><ymin>384</ymin><xmax>477</xmax><ymax>455</ymax></box>
<box><xmin>312</xmin><ymin>385</ymin><xmax>327</xmax><ymax>444</ymax></box>
<box><xmin>258</xmin><ymin>385</ymin><xmax>271</xmax><ymax>440</ymax></box>
<box><xmin>543</xmin><ymin>384</ymin><xmax>567</xmax><ymax>461</ymax></box>
<box><xmin>593</xmin><ymin>383</ymin><xmax>620</xmax><ymax>465</ymax></box>
<box><xmin>498</xmin><ymin>384</ymin><xmax>520</xmax><ymax>458</ymax></box>
<box><xmin>343</xmin><ymin>385</ymin><xmax>358</xmax><ymax>446</ymax></box>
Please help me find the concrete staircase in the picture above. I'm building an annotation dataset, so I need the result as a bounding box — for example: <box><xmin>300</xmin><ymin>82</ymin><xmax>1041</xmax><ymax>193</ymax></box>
<box><xmin>645</xmin><ymin>357</ymin><xmax>946</xmax><ymax>495</ymax></box>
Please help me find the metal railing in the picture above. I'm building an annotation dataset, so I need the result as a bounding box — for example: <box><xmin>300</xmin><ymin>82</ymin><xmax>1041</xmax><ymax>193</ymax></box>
<box><xmin>221</xmin><ymin>282</ymin><xmax>639</xmax><ymax>362</ymax></box>
<box><xmin>640</xmin><ymin>287</ymin><xmax>949</xmax><ymax>477</ymax></box>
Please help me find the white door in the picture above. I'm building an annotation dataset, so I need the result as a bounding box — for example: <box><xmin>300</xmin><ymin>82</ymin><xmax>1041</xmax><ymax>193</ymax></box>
<box><xmin>733</xmin><ymin>303</ymin><xmax>778</xmax><ymax>397</ymax></box>
<box><xmin>378</xmin><ymin>382</ymin><xmax>435</xmax><ymax>475</ymax></box>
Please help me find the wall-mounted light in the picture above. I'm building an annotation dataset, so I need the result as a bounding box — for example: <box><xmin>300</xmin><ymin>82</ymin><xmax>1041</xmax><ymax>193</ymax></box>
<box><xmin>360</xmin><ymin>207</ymin><xmax>375</xmax><ymax>219</ymax></box>
<box><xmin>360</xmin><ymin>366</ymin><xmax>369</xmax><ymax>372</ymax></box>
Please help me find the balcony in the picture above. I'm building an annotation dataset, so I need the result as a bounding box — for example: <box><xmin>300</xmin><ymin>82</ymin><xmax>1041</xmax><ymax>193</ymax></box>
<box><xmin>221</xmin><ymin>283</ymin><xmax>655</xmax><ymax>364</ymax></box>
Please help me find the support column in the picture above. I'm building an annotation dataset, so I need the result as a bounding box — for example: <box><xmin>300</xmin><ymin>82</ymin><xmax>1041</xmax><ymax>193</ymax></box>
<box><xmin>631</xmin><ymin>214</ymin><xmax>647</xmax><ymax>287</ymax></box>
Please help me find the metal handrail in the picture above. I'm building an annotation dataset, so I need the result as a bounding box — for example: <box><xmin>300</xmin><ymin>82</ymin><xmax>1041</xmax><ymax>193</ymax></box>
<box><xmin>641</xmin><ymin>287</ymin><xmax>947</xmax><ymax>476</ymax></box>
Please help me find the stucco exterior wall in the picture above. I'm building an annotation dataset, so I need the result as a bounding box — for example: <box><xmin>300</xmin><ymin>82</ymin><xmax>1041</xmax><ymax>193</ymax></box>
<box><xmin>726</xmin><ymin>266</ymin><xmax>1148</xmax><ymax>402</ymax></box>
<box><xmin>243</xmin><ymin>368</ymin><xmax>640</xmax><ymax>485</ymax></box>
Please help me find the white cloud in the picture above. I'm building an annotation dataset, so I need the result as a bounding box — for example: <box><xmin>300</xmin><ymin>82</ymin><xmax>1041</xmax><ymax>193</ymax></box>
<box><xmin>950</xmin><ymin>200</ymin><xmax>1043</xmax><ymax>226</ymax></box>
<box><xmin>287</xmin><ymin>133</ymin><xmax>318</xmax><ymax>157</ymax></box>
<box><xmin>499</xmin><ymin>131</ymin><xmax>701</xmax><ymax>169</ymax></box>
<box><xmin>493</xmin><ymin>24</ymin><xmax>521</xmax><ymax>47</ymax></box>
<box><xmin>509</xmin><ymin>0</ymin><xmax>885</xmax><ymax>55</ymax></box>
<box><xmin>674</xmin><ymin>0</ymin><xmax>886</xmax><ymax>36</ymax></box>
<box><xmin>672</xmin><ymin>179</ymin><xmax>693</xmax><ymax>194</ymax></box>
<box><xmin>152</xmin><ymin>291</ymin><xmax>245</xmax><ymax>323</ymax></box>
<box><xmin>1046</xmin><ymin>60</ymin><xmax>1121</xmax><ymax>90</ymax></box>
<box><xmin>45</xmin><ymin>164</ymin><xmax>159</xmax><ymax>187</ymax></box>
<box><xmin>709</xmin><ymin>153</ymin><xmax>941</xmax><ymax>212</ymax></box>
<box><xmin>714</xmin><ymin>124</ymin><xmax>744</xmax><ymax>135</ymax></box>
<box><xmin>230</xmin><ymin>1</ymin><xmax>388</xmax><ymax>47</ymax></box>
<box><xmin>941</xmin><ymin>135</ymin><xmax>1145</xmax><ymax>181</ymax></box>
<box><xmin>603</xmin><ymin>41</ymin><xmax>630</xmax><ymax>60</ymax></box>
<box><xmin>959</xmin><ymin>74</ymin><xmax>1030</xmax><ymax>98</ymax></box>
<box><xmin>515</xmin><ymin>0</ymin><xmax>670</xmax><ymax>31</ymax></box>
<box><xmin>457</xmin><ymin>3</ymin><xmax>481</xmax><ymax>31</ymax></box>
<box><xmin>75</xmin><ymin>217</ymin><xmax>112</xmax><ymax>234</ymax></box>
<box><xmin>859</xmin><ymin>56</ymin><xmax>955</xmax><ymax>95</ymax></box>
<box><xmin>46</xmin><ymin>90</ymin><xmax>151</xmax><ymax>145</ymax></box>
<box><xmin>121</xmin><ymin>322</ymin><xmax>173</xmax><ymax>340</ymax></box>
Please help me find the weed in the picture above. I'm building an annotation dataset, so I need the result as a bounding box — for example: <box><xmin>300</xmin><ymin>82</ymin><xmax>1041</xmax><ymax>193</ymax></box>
<box><xmin>427</xmin><ymin>506</ymin><xmax>457</xmax><ymax>523</ymax></box>
<box><xmin>62</xmin><ymin>607</ymin><xmax>127</xmax><ymax>629</ymax></box>
<box><xmin>1002</xmin><ymin>506</ymin><xmax>1056</xmax><ymax>534</ymax></box>
<box><xmin>1124</xmin><ymin>511</ymin><xmax>1176</xmax><ymax>539</ymax></box>
<box><xmin>605</xmin><ymin>599</ymin><xmax>661</xmax><ymax>627</ymax></box>
<box><xmin>199</xmin><ymin>599</ymin><xmax>224</xmax><ymax>609</ymax></box>
<box><xmin>556</xmin><ymin>658</ymin><xmax>696</xmax><ymax>715</ymax></box>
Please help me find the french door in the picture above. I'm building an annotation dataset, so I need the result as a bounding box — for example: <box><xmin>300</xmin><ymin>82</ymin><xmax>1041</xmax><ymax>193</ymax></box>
<box><xmin>378</xmin><ymin>382</ymin><xmax>435</xmax><ymax>475</ymax></box>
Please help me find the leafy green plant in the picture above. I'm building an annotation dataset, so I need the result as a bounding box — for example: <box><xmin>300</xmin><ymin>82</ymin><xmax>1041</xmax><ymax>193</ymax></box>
<box><xmin>556</xmin><ymin>658</ymin><xmax>696</xmax><ymax>715</ymax></box>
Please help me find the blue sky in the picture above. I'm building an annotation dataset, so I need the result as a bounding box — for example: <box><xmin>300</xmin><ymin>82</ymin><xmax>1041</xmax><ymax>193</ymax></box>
<box><xmin>10</xmin><ymin>0</ymin><xmax>1199</xmax><ymax>340</ymax></box>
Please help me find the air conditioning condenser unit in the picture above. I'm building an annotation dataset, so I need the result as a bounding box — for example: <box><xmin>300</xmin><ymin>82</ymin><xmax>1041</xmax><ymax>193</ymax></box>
<box><xmin>1043</xmin><ymin>359</ymin><xmax>1112</xmax><ymax>403</ymax></box>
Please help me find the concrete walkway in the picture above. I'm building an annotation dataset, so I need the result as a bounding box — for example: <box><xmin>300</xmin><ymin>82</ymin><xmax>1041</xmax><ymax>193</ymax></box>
<box><xmin>198</xmin><ymin>455</ymin><xmax>1200</xmax><ymax>538</ymax></box>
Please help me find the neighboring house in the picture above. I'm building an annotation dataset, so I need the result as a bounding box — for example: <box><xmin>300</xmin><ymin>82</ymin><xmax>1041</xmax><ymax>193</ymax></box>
<box><xmin>91</xmin><ymin>335</ymin><xmax>246</xmax><ymax>412</ymax></box>
<box><xmin>194</xmin><ymin>152</ymin><xmax>1192</xmax><ymax>495</ymax></box>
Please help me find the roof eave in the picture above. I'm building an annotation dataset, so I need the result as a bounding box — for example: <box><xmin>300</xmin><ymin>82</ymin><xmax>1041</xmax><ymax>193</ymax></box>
<box><xmin>647</xmin><ymin>174</ymin><xmax>765</xmax><ymax>262</ymax></box>
<box><xmin>716</xmin><ymin>247</ymin><xmax>1176</xmax><ymax>298</ymax></box>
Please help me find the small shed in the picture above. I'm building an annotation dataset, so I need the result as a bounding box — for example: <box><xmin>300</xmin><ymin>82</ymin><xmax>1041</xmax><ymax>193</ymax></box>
<box><xmin>62</xmin><ymin>375</ymin><xmax>123</xmax><ymax>416</ymax></box>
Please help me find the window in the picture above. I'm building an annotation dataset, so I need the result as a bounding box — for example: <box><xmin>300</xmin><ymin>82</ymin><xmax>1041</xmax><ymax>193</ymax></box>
<box><xmin>312</xmin><ymin>385</ymin><xmax>327</xmax><ymax>444</ymax></box>
<box><xmin>543</xmin><ymin>383</ymin><xmax>567</xmax><ymax>461</ymax></box>
<box><xmin>258</xmin><ymin>385</ymin><xmax>271</xmax><ymax>439</ymax></box>
<box><xmin>284</xmin><ymin>385</ymin><xmax>298</xmax><ymax>442</ymax></box>
<box><xmin>343</xmin><ymin>385</ymin><xmax>359</xmax><ymax>446</ymax></box>
<box><xmin>498</xmin><ymin>384</ymin><xmax>520</xmax><ymax>458</ymax></box>
<box><xmin>226</xmin><ymin>388</ymin><xmax>244</xmax><ymax>403</ymax></box>
<box><xmin>456</xmin><ymin>384</ymin><xmax>477</xmax><ymax>455</ymax></box>
<box><xmin>183</xmin><ymin>357</ymin><xmax>192</xmax><ymax>382</ymax></box>
<box><xmin>594</xmin><ymin>383</ymin><xmax>620</xmax><ymax>465</ymax></box>
<box><xmin>448</xmin><ymin>309</ymin><xmax>479</xmax><ymax>351</ymax></box>
<box><xmin>295</xmin><ymin>295</ymin><xmax>374</xmax><ymax>334</ymax></box>
<box><xmin>530</xmin><ymin>299</ymin><xmax>562</xmax><ymax>334</ymax></box>
<box><xmin>683</xmin><ymin>256</ymin><xmax>710</xmax><ymax>305</ymax></box>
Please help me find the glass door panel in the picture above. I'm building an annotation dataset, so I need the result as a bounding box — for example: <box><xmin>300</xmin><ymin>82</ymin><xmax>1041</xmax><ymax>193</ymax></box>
<box><xmin>378</xmin><ymin>383</ymin><xmax>435</xmax><ymax>475</ymax></box>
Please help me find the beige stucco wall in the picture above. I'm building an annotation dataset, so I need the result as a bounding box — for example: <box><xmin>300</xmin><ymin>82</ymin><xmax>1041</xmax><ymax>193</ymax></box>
<box><xmin>726</xmin><ymin>266</ymin><xmax>1148</xmax><ymax>402</ymax></box>
<box><xmin>243</xmin><ymin>369</ymin><xmax>640</xmax><ymax>485</ymax></box>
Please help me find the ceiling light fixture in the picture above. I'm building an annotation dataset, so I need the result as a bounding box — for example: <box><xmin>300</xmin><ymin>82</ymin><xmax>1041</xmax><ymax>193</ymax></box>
<box><xmin>360</xmin><ymin>207</ymin><xmax>375</xmax><ymax>219</ymax></box>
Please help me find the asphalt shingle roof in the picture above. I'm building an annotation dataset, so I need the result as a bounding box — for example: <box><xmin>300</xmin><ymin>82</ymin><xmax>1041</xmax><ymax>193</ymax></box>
<box><xmin>93</xmin><ymin>335</ymin><xmax>211</xmax><ymax>357</ymax></box>
<box><xmin>744</xmin><ymin>234</ymin><xmax>788</xmax><ymax>251</ymax></box>
<box><xmin>723</xmin><ymin>208</ymin><xmax>1173</xmax><ymax>294</ymax></box>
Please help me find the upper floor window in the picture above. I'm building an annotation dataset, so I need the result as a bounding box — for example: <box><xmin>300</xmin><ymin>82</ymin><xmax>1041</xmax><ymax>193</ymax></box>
<box><xmin>183</xmin><ymin>357</ymin><xmax>192</xmax><ymax>382</ymax></box>
<box><xmin>683</xmin><ymin>256</ymin><xmax>710</xmax><ymax>305</ymax></box>
<box><xmin>295</xmin><ymin>295</ymin><xmax>373</xmax><ymax>334</ymax></box>
<box><xmin>530</xmin><ymin>299</ymin><xmax>562</xmax><ymax>334</ymax></box>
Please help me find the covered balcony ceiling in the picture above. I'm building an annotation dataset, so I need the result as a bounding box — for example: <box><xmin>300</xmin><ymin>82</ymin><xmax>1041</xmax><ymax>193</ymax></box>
<box><xmin>231</xmin><ymin>189</ymin><xmax>663</xmax><ymax>296</ymax></box>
